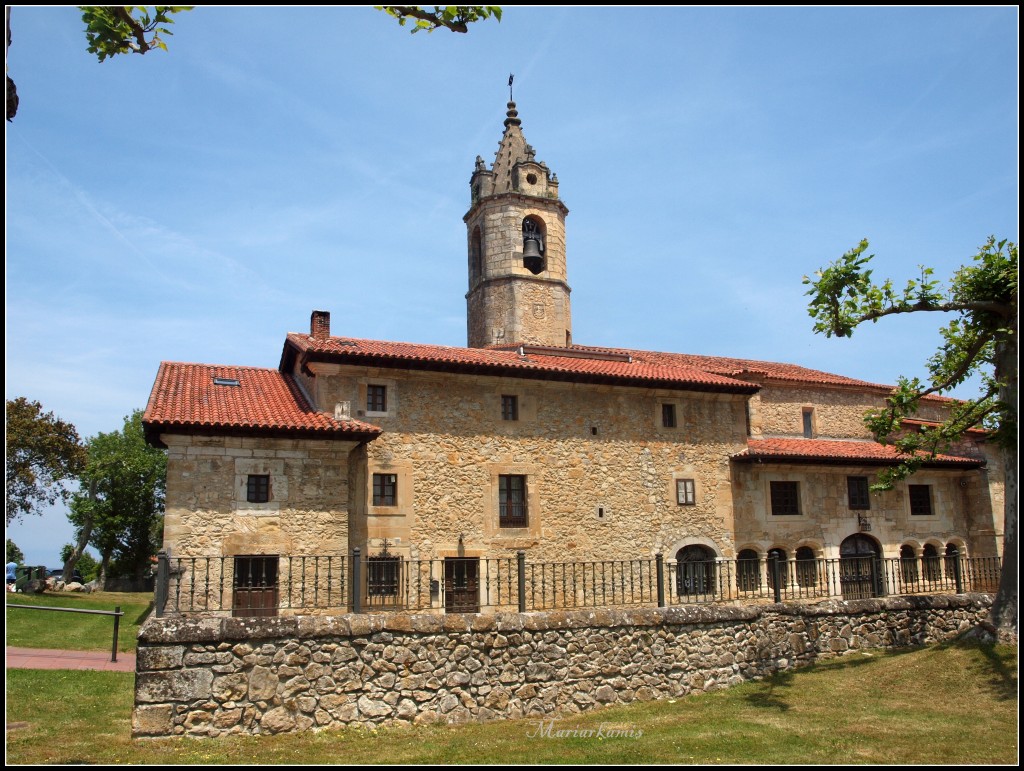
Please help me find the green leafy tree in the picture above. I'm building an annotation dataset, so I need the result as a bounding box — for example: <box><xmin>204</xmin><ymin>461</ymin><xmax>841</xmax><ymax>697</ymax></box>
<box><xmin>65</xmin><ymin>410</ymin><xmax>166</xmax><ymax>587</ymax></box>
<box><xmin>7</xmin><ymin>539</ymin><xmax>25</xmax><ymax>565</ymax></box>
<box><xmin>804</xmin><ymin>236</ymin><xmax>1018</xmax><ymax>640</ymax></box>
<box><xmin>5</xmin><ymin>397</ymin><xmax>86</xmax><ymax>524</ymax></box>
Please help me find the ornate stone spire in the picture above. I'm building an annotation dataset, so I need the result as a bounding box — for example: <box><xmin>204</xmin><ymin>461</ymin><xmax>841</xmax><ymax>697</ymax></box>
<box><xmin>464</xmin><ymin>98</ymin><xmax>571</xmax><ymax>349</ymax></box>
<box><xmin>491</xmin><ymin>101</ymin><xmax>529</xmax><ymax>194</ymax></box>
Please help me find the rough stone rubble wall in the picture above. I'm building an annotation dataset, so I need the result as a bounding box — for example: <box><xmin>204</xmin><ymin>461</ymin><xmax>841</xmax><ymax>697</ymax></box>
<box><xmin>133</xmin><ymin>595</ymin><xmax>991</xmax><ymax>738</ymax></box>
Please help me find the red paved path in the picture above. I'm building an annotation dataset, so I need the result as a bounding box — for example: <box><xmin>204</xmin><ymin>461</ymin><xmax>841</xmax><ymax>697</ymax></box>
<box><xmin>6</xmin><ymin>646</ymin><xmax>135</xmax><ymax>672</ymax></box>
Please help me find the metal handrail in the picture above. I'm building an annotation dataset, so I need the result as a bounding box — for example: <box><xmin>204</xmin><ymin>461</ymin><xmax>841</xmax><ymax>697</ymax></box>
<box><xmin>6</xmin><ymin>604</ymin><xmax>124</xmax><ymax>662</ymax></box>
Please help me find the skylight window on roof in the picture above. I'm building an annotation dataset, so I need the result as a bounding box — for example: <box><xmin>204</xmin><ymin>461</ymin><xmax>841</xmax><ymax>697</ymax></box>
<box><xmin>213</xmin><ymin>377</ymin><xmax>241</xmax><ymax>387</ymax></box>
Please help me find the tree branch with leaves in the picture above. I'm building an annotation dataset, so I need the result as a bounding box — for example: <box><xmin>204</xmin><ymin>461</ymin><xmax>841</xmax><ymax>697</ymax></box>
<box><xmin>804</xmin><ymin>236</ymin><xmax>1018</xmax><ymax>640</ymax></box>
<box><xmin>378</xmin><ymin>6</ymin><xmax>501</xmax><ymax>33</ymax></box>
<box><xmin>80</xmin><ymin>6</ymin><xmax>193</xmax><ymax>61</ymax></box>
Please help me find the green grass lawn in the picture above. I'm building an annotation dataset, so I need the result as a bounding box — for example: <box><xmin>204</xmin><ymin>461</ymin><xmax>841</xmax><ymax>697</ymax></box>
<box><xmin>4</xmin><ymin>640</ymin><xmax>1017</xmax><ymax>765</ymax></box>
<box><xmin>5</xmin><ymin>591</ymin><xmax>153</xmax><ymax>653</ymax></box>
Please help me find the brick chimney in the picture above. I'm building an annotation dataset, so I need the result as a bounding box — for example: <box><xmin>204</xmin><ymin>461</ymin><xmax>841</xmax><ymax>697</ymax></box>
<box><xmin>311</xmin><ymin>310</ymin><xmax>331</xmax><ymax>340</ymax></box>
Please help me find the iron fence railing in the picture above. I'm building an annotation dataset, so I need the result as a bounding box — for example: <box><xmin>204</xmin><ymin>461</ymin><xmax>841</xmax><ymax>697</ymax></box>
<box><xmin>154</xmin><ymin>551</ymin><xmax>1003</xmax><ymax>617</ymax></box>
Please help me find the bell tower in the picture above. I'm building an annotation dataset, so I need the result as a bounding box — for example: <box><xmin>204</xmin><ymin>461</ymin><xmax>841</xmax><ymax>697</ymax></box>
<box><xmin>465</xmin><ymin>101</ymin><xmax>572</xmax><ymax>349</ymax></box>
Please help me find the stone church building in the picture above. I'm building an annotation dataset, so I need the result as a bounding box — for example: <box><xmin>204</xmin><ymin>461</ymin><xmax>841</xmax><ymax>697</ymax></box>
<box><xmin>142</xmin><ymin>101</ymin><xmax>1003</xmax><ymax>613</ymax></box>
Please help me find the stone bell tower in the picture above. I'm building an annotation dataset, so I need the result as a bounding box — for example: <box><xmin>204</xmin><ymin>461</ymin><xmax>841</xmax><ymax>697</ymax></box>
<box><xmin>465</xmin><ymin>101</ymin><xmax>572</xmax><ymax>349</ymax></box>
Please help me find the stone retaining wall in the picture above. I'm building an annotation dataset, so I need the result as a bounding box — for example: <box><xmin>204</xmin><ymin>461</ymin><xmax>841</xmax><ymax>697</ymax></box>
<box><xmin>133</xmin><ymin>595</ymin><xmax>992</xmax><ymax>737</ymax></box>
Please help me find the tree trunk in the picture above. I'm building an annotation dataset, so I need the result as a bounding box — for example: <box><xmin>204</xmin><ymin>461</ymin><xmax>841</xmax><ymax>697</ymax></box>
<box><xmin>990</xmin><ymin>445</ymin><xmax>1017</xmax><ymax>641</ymax></box>
<box><xmin>62</xmin><ymin>480</ymin><xmax>95</xmax><ymax>582</ymax></box>
<box><xmin>989</xmin><ymin>316</ymin><xmax>1018</xmax><ymax>642</ymax></box>
<box><xmin>99</xmin><ymin>550</ymin><xmax>112</xmax><ymax>591</ymax></box>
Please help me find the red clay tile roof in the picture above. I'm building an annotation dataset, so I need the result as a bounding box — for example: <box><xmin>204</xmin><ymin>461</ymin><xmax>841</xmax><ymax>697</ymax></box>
<box><xmin>284</xmin><ymin>334</ymin><xmax>760</xmax><ymax>394</ymax></box>
<box><xmin>143</xmin><ymin>363</ymin><xmax>381</xmax><ymax>444</ymax></box>
<box><xmin>901</xmin><ymin>418</ymin><xmax>989</xmax><ymax>436</ymax></box>
<box><xmin>554</xmin><ymin>344</ymin><xmax>906</xmax><ymax>391</ymax></box>
<box><xmin>733</xmin><ymin>438</ymin><xmax>983</xmax><ymax>468</ymax></box>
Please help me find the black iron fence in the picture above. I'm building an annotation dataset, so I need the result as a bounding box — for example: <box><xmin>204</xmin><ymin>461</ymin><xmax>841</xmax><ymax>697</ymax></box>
<box><xmin>154</xmin><ymin>550</ymin><xmax>1002</xmax><ymax>617</ymax></box>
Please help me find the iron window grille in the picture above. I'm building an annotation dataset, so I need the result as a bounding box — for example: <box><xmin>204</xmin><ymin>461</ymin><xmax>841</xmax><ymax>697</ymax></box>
<box><xmin>662</xmin><ymin>403</ymin><xmax>677</xmax><ymax>428</ymax></box>
<box><xmin>770</xmin><ymin>481</ymin><xmax>800</xmax><ymax>516</ymax></box>
<box><xmin>367</xmin><ymin>544</ymin><xmax>401</xmax><ymax>598</ymax></box>
<box><xmin>501</xmin><ymin>395</ymin><xmax>518</xmax><ymax>421</ymax></box>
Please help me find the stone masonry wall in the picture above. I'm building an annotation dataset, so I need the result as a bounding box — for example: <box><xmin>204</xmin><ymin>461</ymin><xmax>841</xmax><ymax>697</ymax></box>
<box><xmin>161</xmin><ymin>435</ymin><xmax>359</xmax><ymax>558</ymax></box>
<box><xmin>310</xmin><ymin>366</ymin><xmax>750</xmax><ymax>563</ymax></box>
<box><xmin>731</xmin><ymin>463</ymin><xmax>977</xmax><ymax>560</ymax></box>
<box><xmin>132</xmin><ymin>594</ymin><xmax>992</xmax><ymax>738</ymax></box>
<box><xmin>750</xmin><ymin>384</ymin><xmax>951</xmax><ymax>439</ymax></box>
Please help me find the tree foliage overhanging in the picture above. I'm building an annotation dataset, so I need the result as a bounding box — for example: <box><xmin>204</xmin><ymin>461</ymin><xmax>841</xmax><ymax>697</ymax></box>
<box><xmin>804</xmin><ymin>236</ymin><xmax>1018</xmax><ymax>639</ymax></box>
<box><xmin>377</xmin><ymin>6</ymin><xmax>501</xmax><ymax>33</ymax></box>
<box><xmin>79</xmin><ymin>5</ymin><xmax>193</xmax><ymax>62</ymax></box>
<box><xmin>7</xmin><ymin>6</ymin><xmax>498</xmax><ymax>120</ymax></box>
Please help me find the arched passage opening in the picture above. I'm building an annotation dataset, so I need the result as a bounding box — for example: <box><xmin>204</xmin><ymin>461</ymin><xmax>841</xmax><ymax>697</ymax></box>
<box><xmin>839</xmin><ymin>533</ymin><xmax>882</xmax><ymax>599</ymax></box>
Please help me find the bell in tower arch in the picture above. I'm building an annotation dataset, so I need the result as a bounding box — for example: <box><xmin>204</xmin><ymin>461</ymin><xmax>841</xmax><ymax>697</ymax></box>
<box><xmin>522</xmin><ymin>218</ymin><xmax>545</xmax><ymax>275</ymax></box>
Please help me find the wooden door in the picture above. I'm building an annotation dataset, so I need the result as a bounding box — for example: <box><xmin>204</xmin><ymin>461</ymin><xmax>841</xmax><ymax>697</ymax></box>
<box><xmin>444</xmin><ymin>558</ymin><xmax>479</xmax><ymax>613</ymax></box>
<box><xmin>232</xmin><ymin>555</ymin><xmax>279</xmax><ymax>617</ymax></box>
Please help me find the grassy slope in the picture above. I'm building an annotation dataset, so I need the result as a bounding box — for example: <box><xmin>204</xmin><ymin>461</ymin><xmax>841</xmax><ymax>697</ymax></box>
<box><xmin>5</xmin><ymin>591</ymin><xmax>153</xmax><ymax>653</ymax></box>
<box><xmin>4</xmin><ymin>641</ymin><xmax>1017</xmax><ymax>765</ymax></box>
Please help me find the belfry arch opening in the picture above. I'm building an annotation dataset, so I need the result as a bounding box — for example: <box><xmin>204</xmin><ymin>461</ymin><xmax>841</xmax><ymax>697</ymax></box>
<box><xmin>522</xmin><ymin>216</ymin><xmax>546</xmax><ymax>274</ymax></box>
<box><xmin>469</xmin><ymin>226</ymin><xmax>483</xmax><ymax>285</ymax></box>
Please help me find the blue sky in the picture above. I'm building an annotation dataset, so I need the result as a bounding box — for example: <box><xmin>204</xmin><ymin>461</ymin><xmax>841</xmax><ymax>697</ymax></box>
<box><xmin>5</xmin><ymin>6</ymin><xmax>1018</xmax><ymax>566</ymax></box>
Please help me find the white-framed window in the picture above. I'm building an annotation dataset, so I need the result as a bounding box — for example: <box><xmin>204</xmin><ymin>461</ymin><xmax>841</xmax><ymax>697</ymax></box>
<box><xmin>676</xmin><ymin>478</ymin><xmax>696</xmax><ymax>506</ymax></box>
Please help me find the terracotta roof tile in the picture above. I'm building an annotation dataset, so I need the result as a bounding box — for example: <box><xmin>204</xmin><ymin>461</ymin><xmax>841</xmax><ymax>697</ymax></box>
<box><xmin>143</xmin><ymin>363</ymin><xmax>381</xmax><ymax>440</ymax></box>
<box><xmin>560</xmin><ymin>345</ymin><xmax>900</xmax><ymax>390</ymax></box>
<box><xmin>734</xmin><ymin>438</ymin><xmax>983</xmax><ymax>467</ymax></box>
<box><xmin>900</xmin><ymin>418</ymin><xmax>989</xmax><ymax>436</ymax></box>
<box><xmin>285</xmin><ymin>334</ymin><xmax>760</xmax><ymax>394</ymax></box>
<box><xmin>480</xmin><ymin>342</ymin><xmax>956</xmax><ymax>398</ymax></box>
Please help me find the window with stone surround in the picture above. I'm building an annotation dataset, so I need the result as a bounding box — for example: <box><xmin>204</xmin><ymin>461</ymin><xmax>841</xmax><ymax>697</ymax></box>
<box><xmin>498</xmin><ymin>474</ymin><xmax>528</xmax><ymax>528</ymax></box>
<box><xmin>909</xmin><ymin>484</ymin><xmax>933</xmax><ymax>516</ymax></box>
<box><xmin>662</xmin><ymin>403</ymin><xmax>677</xmax><ymax>428</ymax></box>
<box><xmin>372</xmin><ymin>473</ymin><xmax>397</xmax><ymax>507</ymax></box>
<box><xmin>770</xmin><ymin>481</ymin><xmax>800</xmax><ymax>516</ymax></box>
<box><xmin>367</xmin><ymin>384</ymin><xmax>387</xmax><ymax>413</ymax></box>
<box><xmin>501</xmin><ymin>394</ymin><xmax>518</xmax><ymax>421</ymax></box>
<box><xmin>676</xmin><ymin>478</ymin><xmax>696</xmax><ymax>506</ymax></box>
<box><xmin>246</xmin><ymin>474</ymin><xmax>270</xmax><ymax>504</ymax></box>
<box><xmin>234</xmin><ymin>459</ymin><xmax>285</xmax><ymax>512</ymax></box>
<box><xmin>847</xmin><ymin>476</ymin><xmax>870</xmax><ymax>510</ymax></box>
<box><xmin>802</xmin><ymin>407</ymin><xmax>815</xmax><ymax>438</ymax></box>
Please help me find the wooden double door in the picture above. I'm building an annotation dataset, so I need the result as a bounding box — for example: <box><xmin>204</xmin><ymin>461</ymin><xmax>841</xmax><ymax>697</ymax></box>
<box><xmin>444</xmin><ymin>557</ymin><xmax>479</xmax><ymax>613</ymax></box>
